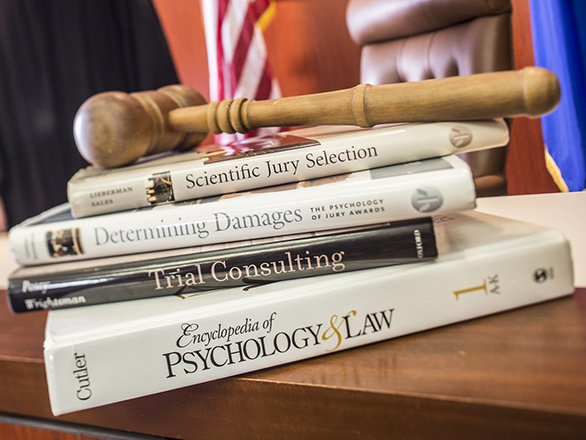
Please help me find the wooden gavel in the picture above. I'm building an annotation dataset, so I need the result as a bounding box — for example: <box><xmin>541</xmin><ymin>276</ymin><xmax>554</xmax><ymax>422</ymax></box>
<box><xmin>74</xmin><ymin>67</ymin><xmax>560</xmax><ymax>168</ymax></box>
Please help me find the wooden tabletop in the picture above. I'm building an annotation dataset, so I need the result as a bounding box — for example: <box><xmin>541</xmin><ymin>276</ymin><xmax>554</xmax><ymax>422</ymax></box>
<box><xmin>1</xmin><ymin>288</ymin><xmax>586</xmax><ymax>440</ymax></box>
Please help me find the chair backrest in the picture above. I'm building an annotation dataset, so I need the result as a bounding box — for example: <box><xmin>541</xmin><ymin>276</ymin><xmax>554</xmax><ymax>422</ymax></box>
<box><xmin>346</xmin><ymin>0</ymin><xmax>513</xmax><ymax>196</ymax></box>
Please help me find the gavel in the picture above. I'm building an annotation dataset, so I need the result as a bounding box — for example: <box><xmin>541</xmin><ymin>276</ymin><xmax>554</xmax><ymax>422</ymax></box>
<box><xmin>74</xmin><ymin>67</ymin><xmax>560</xmax><ymax>168</ymax></box>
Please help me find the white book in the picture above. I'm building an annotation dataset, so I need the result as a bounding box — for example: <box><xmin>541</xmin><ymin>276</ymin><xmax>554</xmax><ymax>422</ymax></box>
<box><xmin>9</xmin><ymin>155</ymin><xmax>475</xmax><ymax>266</ymax></box>
<box><xmin>43</xmin><ymin>211</ymin><xmax>574</xmax><ymax>416</ymax></box>
<box><xmin>67</xmin><ymin>120</ymin><xmax>509</xmax><ymax>218</ymax></box>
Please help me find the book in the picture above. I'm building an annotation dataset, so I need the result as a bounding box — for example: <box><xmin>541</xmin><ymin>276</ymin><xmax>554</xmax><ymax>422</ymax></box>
<box><xmin>475</xmin><ymin>192</ymin><xmax>586</xmax><ymax>287</ymax></box>
<box><xmin>9</xmin><ymin>155</ymin><xmax>476</xmax><ymax>266</ymax></box>
<box><xmin>43</xmin><ymin>210</ymin><xmax>574</xmax><ymax>416</ymax></box>
<box><xmin>7</xmin><ymin>218</ymin><xmax>437</xmax><ymax>312</ymax></box>
<box><xmin>67</xmin><ymin>120</ymin><xmax>509</xmax><ymax>218</ymax></box>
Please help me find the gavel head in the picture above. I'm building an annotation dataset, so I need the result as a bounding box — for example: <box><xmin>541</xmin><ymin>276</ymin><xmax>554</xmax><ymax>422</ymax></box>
<box><xmin>74</xmin><ymin>85</ymin><xmax>208</xmax><ymax>168</ymax></box>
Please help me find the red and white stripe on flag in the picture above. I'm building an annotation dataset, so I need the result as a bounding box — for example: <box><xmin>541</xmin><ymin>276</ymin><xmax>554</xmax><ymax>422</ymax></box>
<box><xmin>201</xmin><ymin>0</ymin><xmax>281</xmax><ymax>143</ymax></box>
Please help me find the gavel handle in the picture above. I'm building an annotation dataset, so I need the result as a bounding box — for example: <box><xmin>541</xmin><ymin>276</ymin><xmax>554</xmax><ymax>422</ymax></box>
<box><xmin>169</xmin><ymin>67</ymin><xmax>560</xmax><ymax>135</ymax></box>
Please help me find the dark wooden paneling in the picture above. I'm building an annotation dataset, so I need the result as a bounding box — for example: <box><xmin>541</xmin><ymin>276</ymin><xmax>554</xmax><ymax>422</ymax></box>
<box><xmin>263</xmin><ymin>0</ymin><xmax>361</xmax><ymax>96</ymax></box>
<box><xmin>151</xmin><ymin>0</ymin><xmax>211</xmax><ymax>101</ymax></box>
<box><xmin>508</xmin><ymin>0</ymin><xmax>560</xmax><ymax>194</ymax></box>
<box><xmin>0</xmin><ymin>423</ymin><xmax>101</xmax><ymax>440</ymax></box>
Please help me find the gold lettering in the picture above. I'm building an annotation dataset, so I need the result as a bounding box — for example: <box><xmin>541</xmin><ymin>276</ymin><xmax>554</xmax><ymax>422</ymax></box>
<box><xmin>453</xmin><ymin>280</ymin><xmax>487</xmax><ymax>300</ymax></box>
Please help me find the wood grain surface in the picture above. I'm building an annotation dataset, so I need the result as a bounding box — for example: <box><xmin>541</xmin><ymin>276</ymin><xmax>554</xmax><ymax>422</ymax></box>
<box><xmin>1</xmin><ymin>288</ymin><xmax>585</xmax><ymax>439</ymax></box>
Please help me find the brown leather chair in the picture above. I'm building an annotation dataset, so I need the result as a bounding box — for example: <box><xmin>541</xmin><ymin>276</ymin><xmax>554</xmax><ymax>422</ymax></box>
<box><xmin>346</xmin><ymin>0</ymin><xmax>512</xmax><ymax>196</ymax></box>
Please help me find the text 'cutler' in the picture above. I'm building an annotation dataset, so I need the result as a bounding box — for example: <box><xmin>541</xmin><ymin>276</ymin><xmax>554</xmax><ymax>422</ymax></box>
<box><xmin>73</xmin><ymin>352</ymin><xmax>92</xmax><ymax>401</ymax></box>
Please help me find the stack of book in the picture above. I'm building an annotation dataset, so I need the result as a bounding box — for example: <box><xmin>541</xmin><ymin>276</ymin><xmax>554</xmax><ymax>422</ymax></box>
<box><xmin>5</xmin><ymin>120</ymin><xmax>574</xmax><ymax>416</ymax></box>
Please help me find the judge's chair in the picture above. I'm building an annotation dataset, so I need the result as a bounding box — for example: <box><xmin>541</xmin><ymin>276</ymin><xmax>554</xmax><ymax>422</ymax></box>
<box><xmin>346</xmin><ymin>0</ymin><xmax>512</xmax><ymax>197</ymax></box>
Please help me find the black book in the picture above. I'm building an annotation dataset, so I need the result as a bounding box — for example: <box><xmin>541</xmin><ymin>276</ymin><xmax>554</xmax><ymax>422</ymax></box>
<box><xmin>8</xmin><ymin>218</ymin><xmax>437</xmax><ymax>312</ymax></box>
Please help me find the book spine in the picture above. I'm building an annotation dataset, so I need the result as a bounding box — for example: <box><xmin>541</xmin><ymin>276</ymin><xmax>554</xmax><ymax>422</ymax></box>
<box><xmin>7</xmin><ymin>219</ymin><xmax>437</xmax><ymax>312</ymax></box>
<box><xmin>68</xmin><ymin>120</ymin><xmax>508</xmax><ymax>217</ymax></box>
<box><xmin>9</xmin><ymin>157</ymin><xmax>476</xmax><ymax>265</ymax></box>
<box><xmin>44</xmin><ymin>228</ymin><xmax>573</xmax><ymax>415</ymax></box>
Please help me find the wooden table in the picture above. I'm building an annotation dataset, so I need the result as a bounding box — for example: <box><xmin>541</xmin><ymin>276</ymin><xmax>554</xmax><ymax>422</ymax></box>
<box><xmin>1</xmin><ymin>287</ymin><xmax>585</xmax><ymax>440</ymax></box>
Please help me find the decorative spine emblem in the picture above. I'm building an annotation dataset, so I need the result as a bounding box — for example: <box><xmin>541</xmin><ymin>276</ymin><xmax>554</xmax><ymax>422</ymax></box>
<box><xmin>146</xmin><ymin>171</ymin><xmax>175</xmax><ymax>205</ymax></box>
<box><xmin>449</xmin><ymin>125</ymin><xmax>473</xmax><ymax>148</ymax></box>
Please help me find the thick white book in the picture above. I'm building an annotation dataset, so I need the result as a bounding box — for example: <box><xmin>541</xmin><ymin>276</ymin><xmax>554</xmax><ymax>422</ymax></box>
<box><xmin>67</xmin><ymin>120</ymin><xmax>509</xmax><ymax>218</ymax></box>
<box><xmin>9</xmin><ymin>155</ymin><xmax>476</xmax><ymax>266</ymax></box>
<box><xmin>43</xmin><ymin>211</ymin><xmax>574</xmax><ymax>415</ymax></box>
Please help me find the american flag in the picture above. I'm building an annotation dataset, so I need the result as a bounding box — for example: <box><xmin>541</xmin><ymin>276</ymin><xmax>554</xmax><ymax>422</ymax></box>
<box><xmin>201</xmin><ymin>0</ymin><xmax>281</xmax><ymax>143</ymax></box>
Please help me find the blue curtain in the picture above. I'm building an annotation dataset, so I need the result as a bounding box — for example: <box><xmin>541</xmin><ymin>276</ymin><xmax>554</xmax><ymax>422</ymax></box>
<box><xmin>529</xmin><ymin>0</ymin><xmax>586</xmax><ymax>191</ymax></box>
